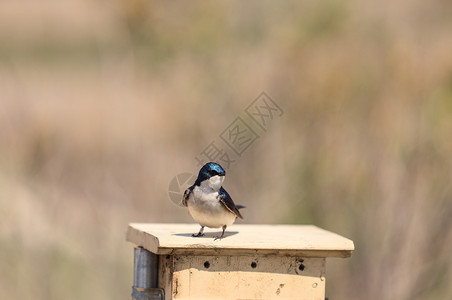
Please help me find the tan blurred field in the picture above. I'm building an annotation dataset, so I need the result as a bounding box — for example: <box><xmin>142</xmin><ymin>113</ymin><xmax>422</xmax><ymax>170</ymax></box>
<box><xmin>1</xmin><ymin>0</ymin><xmax>452</xmax><ymax>299</ymax></box>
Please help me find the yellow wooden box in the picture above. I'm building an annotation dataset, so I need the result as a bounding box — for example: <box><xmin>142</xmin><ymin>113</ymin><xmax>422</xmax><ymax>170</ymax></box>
<box><xmin>127</xmin><ymin>223</ymin><xmax>354</xmax><ymax>300</ymax></box>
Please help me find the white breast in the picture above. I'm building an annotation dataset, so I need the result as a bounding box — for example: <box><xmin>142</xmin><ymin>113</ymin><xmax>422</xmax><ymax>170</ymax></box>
<box><xmin>187</xmin><ymin>184</ymin><xmax>236</xmax><ymax>228</ymax></box>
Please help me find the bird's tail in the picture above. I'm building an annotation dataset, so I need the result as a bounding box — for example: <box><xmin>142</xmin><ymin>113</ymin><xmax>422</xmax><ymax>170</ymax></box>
<box><xmin>236</xmin><ymin>205</ymin><xmax>246</xmax><ymax>210</ymax></box>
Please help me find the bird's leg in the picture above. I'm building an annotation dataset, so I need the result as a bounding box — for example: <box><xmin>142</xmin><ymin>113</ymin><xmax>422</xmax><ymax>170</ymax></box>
<box><xmin>214</xmin><ymin>225</ymin><xmax>227</xmax><ymax>240</ymax></box>
<box><xmin>192</xmin><ymin>226</ymin><xmax>205</xmax><ymax>237</ymax></box>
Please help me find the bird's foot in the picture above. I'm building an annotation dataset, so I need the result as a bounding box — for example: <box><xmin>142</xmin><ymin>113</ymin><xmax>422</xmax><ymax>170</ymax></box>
<box><xmin>214</xmin><ymin>225</ymin><xmax>227</xmax><ymax>240</ymax></box>
<box><xmin>192</xmin><ymin>226</ymin><xmax>205</xmax><ymax>237</ymax></box>
<box><xmin>213</xmin><ymin>234</ymin><xmax>224</xmax><ymax>240</ymax></box>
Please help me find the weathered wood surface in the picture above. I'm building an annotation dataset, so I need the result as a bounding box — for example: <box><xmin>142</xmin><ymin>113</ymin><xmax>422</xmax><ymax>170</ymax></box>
<box><xmin>169</xmin><ymin>255</ymin><xmax>325</xmax><ymax>300</ymax></box>
<box><xmin>127</xmin><ymin>223</ymin><xmax>354</xmax><ymax>258</ymax></box>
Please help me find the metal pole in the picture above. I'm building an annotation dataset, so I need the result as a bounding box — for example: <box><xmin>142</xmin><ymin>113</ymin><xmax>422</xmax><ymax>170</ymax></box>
<box><xmin>132</xmin><ymin>246</ymin><xmax>164</xmax><ymax>300</ymax></box>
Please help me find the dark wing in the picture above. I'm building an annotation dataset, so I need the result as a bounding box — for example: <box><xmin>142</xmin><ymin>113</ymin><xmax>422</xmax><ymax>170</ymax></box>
<box><xmin>218</xmin><ymin>187</ymin><xmax>243</xmax><ymax>219</ymax></box>
<box><xmin>182</xmin><ymin>185</ymin><xmax>194</xmax><ymax>207</ymax></box>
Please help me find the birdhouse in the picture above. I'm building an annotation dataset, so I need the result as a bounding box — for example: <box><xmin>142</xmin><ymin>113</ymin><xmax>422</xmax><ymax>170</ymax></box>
<box><xmin>126</xmin><ymin>223</ymin><xmax>354</xmax><ymax>300</ymax></box>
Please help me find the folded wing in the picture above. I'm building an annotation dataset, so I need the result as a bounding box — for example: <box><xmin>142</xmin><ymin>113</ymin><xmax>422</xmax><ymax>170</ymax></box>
<box><xmin>218</xmin><ymin>187</ymin><xmax>243</xmax><ymax>219</ymax></box>
<box><xmin>182</xmin><ymin>185</ymin><xmax>194</xmax><ymax>207</ymax></box>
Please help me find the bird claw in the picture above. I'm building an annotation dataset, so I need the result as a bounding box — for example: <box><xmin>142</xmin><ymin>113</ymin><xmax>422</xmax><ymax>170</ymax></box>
<box><xmin>192</xmin><ymin>233</ymin><xmax>204</xmax><ymax>237</ymax></box>
<box><xmin>214</xmin><ymin>225</ymin><xmax>227</xmax><ymax>240</ymax></box>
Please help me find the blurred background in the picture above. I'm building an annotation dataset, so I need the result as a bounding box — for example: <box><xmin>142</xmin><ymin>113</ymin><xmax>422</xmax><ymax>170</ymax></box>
<box><xmin>1</xmin><ymin>0</ymin><xmax>452</xmax><ymax>299</ymax></box>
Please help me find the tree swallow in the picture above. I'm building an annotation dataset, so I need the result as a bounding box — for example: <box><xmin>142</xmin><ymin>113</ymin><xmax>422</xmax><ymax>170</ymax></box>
<box><xmin>182</xmin><ymin>162</ymin><xmax>244</xmax><ymax>239</ymax></box>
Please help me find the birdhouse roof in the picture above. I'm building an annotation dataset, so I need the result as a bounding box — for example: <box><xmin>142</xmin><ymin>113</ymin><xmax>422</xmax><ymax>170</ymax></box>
<box><xmin>126</xmin><ymin>223</ymin><xmax>354</xmax><ymax>258</ymax></box>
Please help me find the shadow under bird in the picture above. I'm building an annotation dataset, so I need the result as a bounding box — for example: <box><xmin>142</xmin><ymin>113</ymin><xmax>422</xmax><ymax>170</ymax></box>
<box><xmin>183</xmin><ymin>162</ymin><xmax>244</xmax><ymax>239</ymax></box>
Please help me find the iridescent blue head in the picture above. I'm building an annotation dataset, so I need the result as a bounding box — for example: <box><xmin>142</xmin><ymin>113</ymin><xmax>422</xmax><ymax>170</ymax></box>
<box><xmin>195</xmin><ymin>162</ymin><xmax>226</xmax><ymax>185</ymax></box>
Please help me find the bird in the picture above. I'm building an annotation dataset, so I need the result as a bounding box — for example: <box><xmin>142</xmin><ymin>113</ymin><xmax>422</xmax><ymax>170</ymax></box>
<box><xmin>182</xmin><ymin>162</ymin><xmax>244</xmax><ymax>239</ymax></box>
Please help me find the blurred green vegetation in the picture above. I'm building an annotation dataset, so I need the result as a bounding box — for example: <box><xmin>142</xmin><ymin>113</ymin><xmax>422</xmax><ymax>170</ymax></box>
<box><xmin>1</xmin><ymin>0</ymin><xmax>452</xmax><ymax>299</ymax></box>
